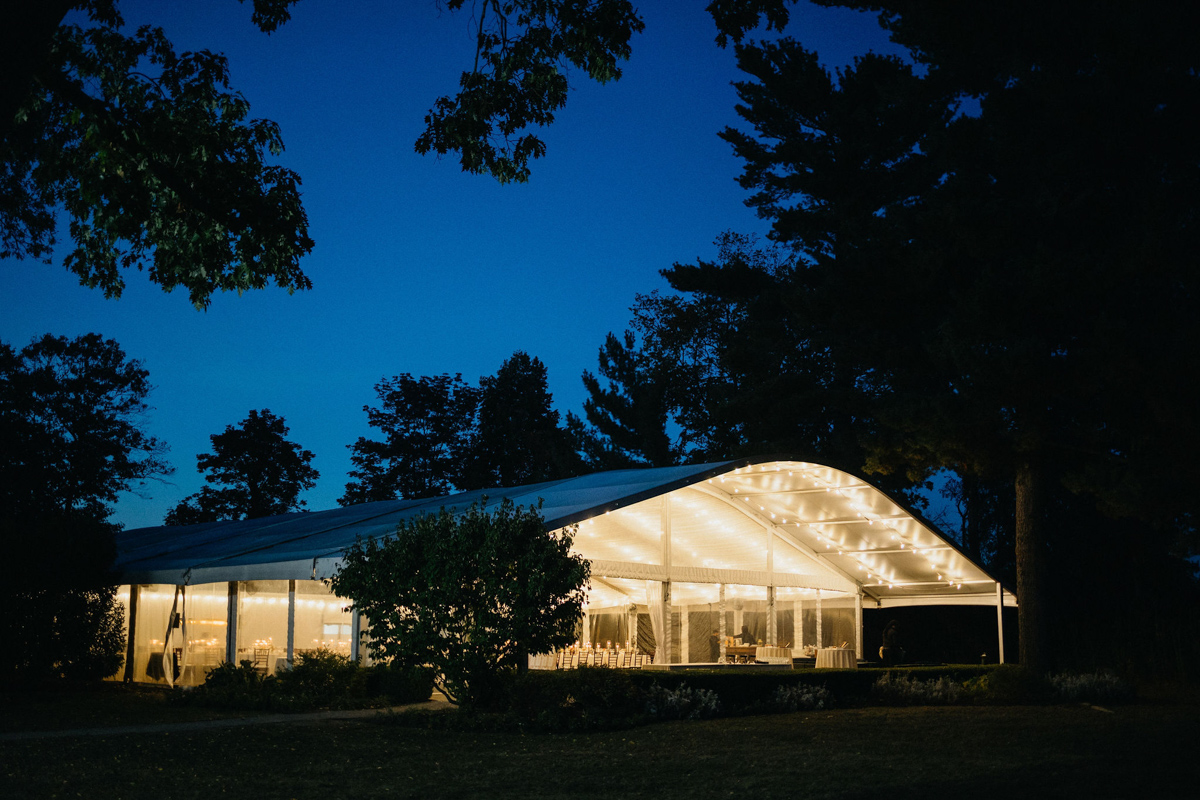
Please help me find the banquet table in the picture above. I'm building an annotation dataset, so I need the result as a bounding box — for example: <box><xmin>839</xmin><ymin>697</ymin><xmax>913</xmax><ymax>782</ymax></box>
<box><xmin>725</xmin><ymin>645</ymin><xmax>758</xmax><ymax>663</ymax></box>
<box><xmin>815</xmin><ymin>648</ymin><xmax>857</xmax><ymax>669</ymax></box>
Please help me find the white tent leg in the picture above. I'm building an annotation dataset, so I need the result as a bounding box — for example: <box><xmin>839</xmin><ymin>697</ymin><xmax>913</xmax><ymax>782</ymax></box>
<box><xmin>855</xmin><ymin>591</ymin><xmax>863</xmax><ymax>659</ymax></box>
<box><xmin>718</xmin><ymin>584</ymin><xmax>727</xmax><ymax>663</ymax></box>
<box><xmin>795</xmin><ymin>598</ymin><xmax>803</xmax><ymax>652</ymax></box>
<box><xmin>662</xmin><ymin>580</ymin><xmax>672</xmax><ymax>664</ymax></box>
<box><xmin>351</xmin><ymin>607</ymin><xmax>361</xmax><ymax>662</ymax></box>
<box><xmin>680</xmin><ymin>604</ymin><xmax>690</xmax><ymax>664</ymax></box>
<box><xmin>816</xmin><ymin>590</ymin><xmax>823</xmax><ymax>648</ymax></box>
<box><xmin>286</xmin><ymin>579</ymin><xmax>296</xmax><ymax>669</ymax></box>
<box><xmin>767</xmin><ymin>586</ymin><xmax>776</xmax><ymax>646</ymax></box>
<box><xmin>996</xmin><ymin>582</ymin><xmax>1006</xmax><ymax>664</ymax></box>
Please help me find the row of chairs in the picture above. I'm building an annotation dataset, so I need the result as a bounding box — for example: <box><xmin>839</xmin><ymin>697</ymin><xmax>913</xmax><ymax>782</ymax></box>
<box><xmin>554</xmin><ymin>649</ymin><xmax>651</xmax><ymax>669</ymax></box>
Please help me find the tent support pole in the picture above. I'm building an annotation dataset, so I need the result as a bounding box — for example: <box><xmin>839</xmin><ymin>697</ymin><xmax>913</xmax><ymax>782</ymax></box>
<box><xmin>225</xmin><ymin>581</ymin><xmax>239</xmax><ymax>665</ymax></box>
<box><xmin>796</xmin><ymin>598</ymin><xmax>803</xmax><ymax>652</ymax></box>
<box><xmin>660</xmin><ymin>495</ymin><xmax>672</xmax><ymax>665</ymax></box>
<box><xmin>718</xmin><ymin>584</ymin><xmax>727</xmax><ymax>663</ymax></box>
<box><xmin>996</xmin><ymin>582</ymin><xmax>1006</xmax><ymax>664</ymax></box>
<box><xmin>680</xmin><ymin>603</ymin><xmax>689</xmax><ymax>663</ymax></box>
<box><xmin>855</xmin><ymin>590</ymin><xmax>863</xmax><ymax>660</ymax></box>
<box><xmin>662</xmin><ymin>581</ymin><xmax>672</xmax><ymax>664</ymax></box>
<box><xmin>123</xmin><ymin>584</ymin><xmax>139</xmax><ymax>683</ymax></box>
<box><xmin>286</xmin><ymin>579</ymin><xmax>296</xmax><ymax>668</ymax></box>
<box><xmin>816</xmin><ymin>590</ymin><xmax>823</xmax><ymax>649</ymax></box>
<box><xmin>767</xmin><ymin>586</ymin><xmax>776</xmax><ymax>646</ymax></box>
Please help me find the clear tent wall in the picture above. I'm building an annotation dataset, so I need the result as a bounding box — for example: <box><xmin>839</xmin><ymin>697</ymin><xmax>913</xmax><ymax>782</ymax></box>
<box><xmin>106</xmin><ymin>580</ymin><xmax>357</xmax><ymax>686</ymax></box>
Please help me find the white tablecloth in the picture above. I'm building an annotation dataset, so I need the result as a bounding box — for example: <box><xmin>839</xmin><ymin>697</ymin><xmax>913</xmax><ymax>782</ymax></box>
<box><xmin>816</xmin><ymin>648</ymin><xmax>857</xmax><ymax>669</ymax></box>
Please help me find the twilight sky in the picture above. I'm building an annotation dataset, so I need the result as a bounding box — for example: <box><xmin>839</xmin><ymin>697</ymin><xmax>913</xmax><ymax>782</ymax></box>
<box><xmin>0</xmin><ymin>1</ymin><xmax>903</xmax><ymax>529</ymax></box>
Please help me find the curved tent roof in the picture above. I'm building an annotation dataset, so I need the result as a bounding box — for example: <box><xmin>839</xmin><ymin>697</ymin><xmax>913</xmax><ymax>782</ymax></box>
<box><xmin>115</xmin><ymin>457</ymin><xmax>1015</xmax><ymax>609</ymax></box>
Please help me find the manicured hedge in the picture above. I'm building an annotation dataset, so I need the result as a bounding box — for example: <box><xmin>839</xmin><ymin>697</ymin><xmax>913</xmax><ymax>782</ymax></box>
<box><xmin>619</xmin><ymin>665</ymin><xmax>996</xmax><ymax>711</ymax></box>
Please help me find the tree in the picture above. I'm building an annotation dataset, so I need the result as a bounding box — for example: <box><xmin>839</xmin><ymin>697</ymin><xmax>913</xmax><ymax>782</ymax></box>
<box><xmin>342</xmin><ymin>353</ymin><xmax>581</xmax><ymax>503</ymax></box>
<box><xmin>577</xmin><ymin>330</ymin><xmax>675</xmax><ymax>469</ymax></box>
<box><xmin>340</xmin><ymin>374</ymin><xmax>479</xmax><ymax>505</ymax></box>
<box><xmin>459</xmin><ymin>351</ymin><xmax>581</xmax><ymax>489</ymax></box>
<box><xmin>2</xmin><ymin>1</ymin><xmax>313</xmax><ymax>308</ymax></box>
<box><xmin>714</xmin><ymin>1</ymin><xmax>1200</xmax><ymax>671</ymax></box>
<box><xmin>2</xmin><ymin>1</ymin><xmax>645</xmax><ymax>304</ymax></box>
<box><xmin>166</xmin><ymin>408</ymin><xmax>318</xmax><ymax>524</ymax></box>
<box><xmin>330</xmin><ymin>499</ymin><xmax>589</xmax><ymax>707</ymax></box>
<box><xmin>0</xmin><ymin>332</ymin><xmax>170</xmax><ymax>679</ymax></box>
<box><xmin>578</xmin><ymin>233</ymin><xmax>895</xmax><ymax>487</ymax></box>
<box><xmin>414</xmin><ymin>0</ymin><xmax>645</xmax><ymax>183</ymax></box>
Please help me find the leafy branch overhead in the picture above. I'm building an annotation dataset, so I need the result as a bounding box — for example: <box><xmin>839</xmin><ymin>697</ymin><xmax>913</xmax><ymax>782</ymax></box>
<box><xmin>2</xmin><ymin>1</ymin><xmax>313</xmax><ymax>308</ymax></box>
<box><xmin>415</xmin><ymin>0</ymin><xmax>645</xmax><ymax>183</ymax></box>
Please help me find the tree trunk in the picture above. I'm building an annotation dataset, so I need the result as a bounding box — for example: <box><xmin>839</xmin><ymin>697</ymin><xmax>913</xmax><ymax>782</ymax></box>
<box><xmin>1014</xmin><ymin>458</ymin><xmax>1048</xmax><ymax>673</ymax></box>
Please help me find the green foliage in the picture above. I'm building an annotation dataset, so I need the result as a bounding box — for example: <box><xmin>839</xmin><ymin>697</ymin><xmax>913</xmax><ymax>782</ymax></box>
<box><xmin>2</xmin><ymin>581</ymin><xmax>126</xmax><ymax>683</ymax></box>
<box><xmin>962</xmin><ymin>665</ymin><xmax>1053</xmax><ymax>705</ymax></box>
<box><xmin>176</xmin><ymin>650</ymin><xmax>434</xmax><ymax>712</ymax></box>
<box><xmin>1048</xmin><ymin>670</ymin><xmax>1134</xmax><ymax>705</ymax></box>
<box><xmin>1</xmin><ymin>333</ymin><xmax>169</xmax><ymax>681</ymax></box>
<box><xmin>870</xmin><ymin>672</ymin><xmax>964</xmax><ymax>706</ymax></box>
<box><xmin>341</xmin><ymin>373</ymin><xmax>480</xmax><ymax>505</ymax></box>
<box><xmin>165</xmin><ymin>409</ymin><xmax>318</xmax><ymax>524</ymax></box>
<box><xmin>330</xmin><ymin>500</ymin><xmax>590</xmax><ymax>707</ymax></box>
<box><xmin>643</xmin><ymin>682</ymin><xmax>721</xmax><ymax>721</ymax></box>
<box><xmin>2</xmin><ymin>2</ymin><xmax>313</xmax><ymax>308</ymax></box>
<box><xmin>674</xmin><ymin>1</ymin><xmax>1200</xmax><ymax>672</ymax></box>
<box><xmin>2</xmin><ymin>2</ymin><xmax>650</xmax><ymax>302</ymax></box>
<box><xmin>497</xmin><ymin>666</ymin><xmax>644</xmax><ymax>730</ymax></box>
<box><xmin>414</xmin><ymin>1</ymin><xmax>645</xmax><ymax>183</ymax></box>
<box><xmin>0</xmin><ymin>333</ymin><xmax>171</xmax><ymax>520</ymax></box>
<box><xmin>342</xmin><ymin>352</ymin><xmax>582</xmax><ymax>504</ymax></box>
<box><xmin>460</xmin><ymin>352</ymin><xmax>581</xmax><ymax>489</ymax></box>
<box><xmin>575</xmin><ymin>331</ymin><xmax>676</xmax><ymax>469</ymax></box>
<box><xmin>771</xmin><ymin>682</ymin><xmax>831</xmax><ymax>712</ymax></box>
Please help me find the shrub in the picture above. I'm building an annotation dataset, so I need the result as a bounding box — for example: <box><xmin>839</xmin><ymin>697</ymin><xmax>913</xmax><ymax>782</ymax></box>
<box><xmin>501</xmin><ymin>666</ymin><xmax>644</xmax><ymax>731</ymax></box>
<box><xmin>870</xmin><ymin>672</ymin><xmax>963</xmax><ymax>705</ymax></box>
<box><xmin>644</xmin><ymin>682</ymin><xmax>721</xmax><ymax>721</ymax></box>
<box><xmin>962</xmin><ymin>665</ymin><xmax>1053</xmax><ymax>704</ymax></box>
<box><xmin>182</xmin><ymin>660</ymin><xmax>279</xmax><ymax>710</ymax></box>
<box><xmin>176</xmin><ymin>650</ymin><xmax>432</xmax><ymax>712</ymax></box>
<box><xmin>371</xmin><ymin>661</ymin><xmax>436</xmax><ymax>705</ymax></box>
<box><xmin>771</xmin><ymin>683</ymin><xmax>831</xmax><ymax>712</ymax></box>
<box><xmin>1049</xmin><ymin>669</ymin><xmax>1134</xmax><ymax>704</ymax></box>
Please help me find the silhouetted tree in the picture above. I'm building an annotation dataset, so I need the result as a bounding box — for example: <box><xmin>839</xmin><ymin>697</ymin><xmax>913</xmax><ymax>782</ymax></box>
<box><xmin>340</xmin><ymin>374</ymin><xmax>479</xmax><ymax>505</ymax></box>
<box><xmin>343</xmin><ymin>353</ymin><xmax>580</xmax><ymax>501</ymax></box>
<box><xmin>1</xmin><ymin>1</ymin><xmax>313</xmax><ymax>308</ymax></box>
<box><xmin>0</xmin><ymin>333</ymin><xmax>170</xmax><ymax>679</ymax></box>
<box><xmin>459</xmin><ymin>352</ymin><xmax>581</xmax><ymax>489</ymax></box>
<box><xmin>166</xmin><ymin>409</ymin><xmax>317</xmax><ymax>524</ymax></box>
<box><xmin>713</xmin><ymin>1</ymin><xmax>1200</xmax><ymax>671</ymax></box>
<box><xmin>2</xmin><ymin>1</ymin><xmax>645</xmax><ymax>305</ymax></box>
<box><xmin>579</xmin><ymin>233</ymin><xmax>890</xmax><ymax>488</ymax></box>
<box><xmin>577</xmin><ymin>331</ymin><xmax>675</xmax><ymax>469</ymax></box>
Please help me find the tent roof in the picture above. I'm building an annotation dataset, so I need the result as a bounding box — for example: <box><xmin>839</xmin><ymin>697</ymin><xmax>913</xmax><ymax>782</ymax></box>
<box><xmin>114</xmin><ymin>457</ymin><xmax>1015</xmax><ymax>608</ymax></box>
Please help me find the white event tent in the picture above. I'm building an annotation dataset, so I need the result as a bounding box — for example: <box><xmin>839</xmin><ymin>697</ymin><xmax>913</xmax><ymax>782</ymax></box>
<box><xmin>111</xmin><ymin>457</ymin><xmax>1015</xmax><ymax>685</ymax></box>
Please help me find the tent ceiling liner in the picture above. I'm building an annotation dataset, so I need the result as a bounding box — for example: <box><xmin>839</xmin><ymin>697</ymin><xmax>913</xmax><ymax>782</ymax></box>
<box><xmin>114</xmin><ymin>457</ymin><xmax>1016</xmax><ymax>608</ymax></box>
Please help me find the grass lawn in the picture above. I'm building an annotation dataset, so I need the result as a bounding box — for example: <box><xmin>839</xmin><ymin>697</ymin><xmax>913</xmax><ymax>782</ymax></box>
<box><xmin>0</xmin><ymin>683</ymin><xmax>269</xmax><ymax>733</ymax></box>
<box><xmin>2</xmin><ymin>695</ymin><xmax>1196</xmax><ymax>799</ymax></box>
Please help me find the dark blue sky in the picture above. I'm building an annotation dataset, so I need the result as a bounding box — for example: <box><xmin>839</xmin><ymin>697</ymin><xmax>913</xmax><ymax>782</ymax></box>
<box><xmin>0</xmin><ymin>1</ymin><xmax>902</xmax><ymax>528</ymax></box>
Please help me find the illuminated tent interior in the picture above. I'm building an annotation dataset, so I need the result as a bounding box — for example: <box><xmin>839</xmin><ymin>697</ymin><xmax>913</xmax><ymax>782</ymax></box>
<box><xmin>111</xmin><ymin>457</ymin><xmax>1015</xmax><ymax>685</ymax></box>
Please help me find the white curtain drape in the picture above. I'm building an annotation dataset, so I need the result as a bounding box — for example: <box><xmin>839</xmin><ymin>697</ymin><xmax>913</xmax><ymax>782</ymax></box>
<box><xmin>646</xmin><ymin>581</ymin><xmax>665</xmax><ymax>662</ymax></box>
